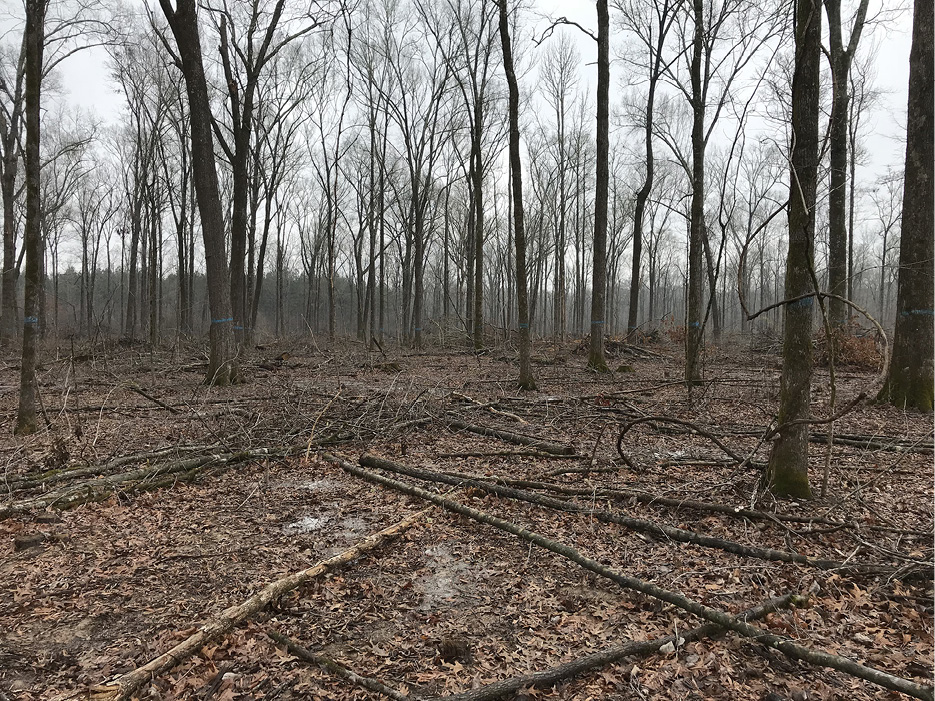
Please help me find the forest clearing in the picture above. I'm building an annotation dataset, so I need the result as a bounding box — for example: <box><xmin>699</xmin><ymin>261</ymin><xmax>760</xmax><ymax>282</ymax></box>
<box><xmin>1</xmin><ymin>337</ymin><xmax>931</xmax><ymax>700</ymax></box>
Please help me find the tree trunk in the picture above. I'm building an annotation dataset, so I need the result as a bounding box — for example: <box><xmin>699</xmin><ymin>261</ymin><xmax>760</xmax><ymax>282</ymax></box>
<box><xmin>685</xmin><ymin>0</ymin><xmax>705</xmax><ymax>387</ymax></box>
<box><xmin>588</xmin><ymin>0</ymin><xmax>610</xmax><ymax>373</ymax></box>
<box><xmin>499</xmin><ymin>0</ymin><xmax>535</xmax><ymax>391</ymax></box>
<box><xmin>160</xmin><ymin>0</ymin><xmax>238</xmax><ymax>386</ymax></box>
<box><xmin>877</xmin><ymin>0</ymin><xmax>934</xmax><ymax>411</ymax></box>
<box><xmin>15</xmin><ymin>0</ymin><xmax>46</xmax><ymax>435</ymax></box>
<box><xmin>472</xmin><ymin>112</ymin><xmax>484</xmax><ymax>351</ymax></box>
<box><xmin>825</xmin><ymin>0</ymin><xmax>869</xmax><ymax>327</ymax></box>
<box><xmin>766</xmin><ymin>0</ymin><xmax>823</xmax><ymax>498</ymax></box>
<box><xmin>1</xmin><ymin>162</ymin><xmax>19</xmax><ymax>345</ymax></box>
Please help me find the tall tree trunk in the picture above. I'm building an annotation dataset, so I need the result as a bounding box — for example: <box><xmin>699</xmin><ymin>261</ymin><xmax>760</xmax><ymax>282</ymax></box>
<box><xmin>160</xmin><ymin>0</ymin><xmax>238</xmax><ymax>385</ymax></box>
<box><xmin>588</xmin><ymin>0</ymin><xmax>610</xmax><ymax>372</ymax></box>
<box><xmin>472</xmin><ymin>112</ymin><xmax>484</xmax><ymax>351</ymax></box>
<box><xmin>499</xmin><ymin>0</ymin><xmax>535</xmax><ymax>390</ymax></box>
<box><xmin>1</xmin><ymin>163</ymin><xmax>18</xmax><ymax>344</ymax></box>
<box><xmin>877</xmin><ymin>0</ymin><xmax>933</xmax><ymax>411</ymax></box>
<box><xmin>766</xmin><ymin>0</ymin><xmax>823</xmax><ymax>498</ymax></box>
<box><xmin>825</xmin><ymin>0</ymin><xmax>870</xmax><ymax>327</ymax></box>
<box><xmin>15</xmin><ymin>0</ymin><xmax>46</xmax><ymax>435</ymax></box>
<box><xmin>685</xmin><ymin>0</ymin><xmax>705</xmax><ymax>387</ymax></box>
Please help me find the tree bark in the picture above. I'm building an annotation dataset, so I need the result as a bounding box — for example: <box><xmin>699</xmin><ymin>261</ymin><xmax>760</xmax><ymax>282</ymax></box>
<box><xmin>160</xmin><ymin>0</ymin><xmax>238</xmax><ymax>385</ymax></box>
<box><xmin>767</xmin><ymin>0</ymin><xmax>823</xmax><ymax>498</ymax></box>
<box><xmin>685</xmin><ymin>0</ymin><xmax>706</xmax><ymax>387</ymax></box>
<box><xmin>14</xmin><ymin>0</ymin><xmax>47</xmax><ymax>435</ymax></box>
<box><xmin>877</xmin><ymin>0</ymin><xmax>934</xmax><ymax>411</ymax></box>
<box><xmin>498</xmin><ymin>0</ymin><xmax>535</xmax><ymax>390</ymax></box>
<box><xmin>824</xmin><ymin>0</ymin><xmax>870</xmax><ymax>327</ymax></box>
<box><xmin>588</xmin><ymin>0</ymin><xmax>610</xmax><ymax>372</ymax></box>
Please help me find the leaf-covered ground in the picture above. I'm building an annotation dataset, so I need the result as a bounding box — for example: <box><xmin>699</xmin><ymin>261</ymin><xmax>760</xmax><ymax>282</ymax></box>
<box><xmin>0</xmin><ymin>336</ymin><xmax>931</xmax><ymax>700</ymax></box>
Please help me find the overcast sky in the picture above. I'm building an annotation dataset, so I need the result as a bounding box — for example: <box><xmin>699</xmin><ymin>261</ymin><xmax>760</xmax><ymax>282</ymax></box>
<box><xmin>57</xmin><ymin>0</ymin><xmax>913</xmax><ymax>181</ymax></box>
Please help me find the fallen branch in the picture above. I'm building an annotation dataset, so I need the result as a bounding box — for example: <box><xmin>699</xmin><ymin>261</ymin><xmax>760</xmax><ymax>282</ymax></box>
<box><xmin>88</xmin><ymin>507</ymin><xmax>430</xmax><ymax>701</ymax></box>
<box><xmin>3</xmin><ymin>444</ymin><xmax>218</xmax><ymax>494</ymax></box>
<box><xmin>328</xmin><ymin>455</ymin><xmax>932</xmax><ymax>701</ymax></box>
<box><xmin>127</xmin><ymin>383</ymin><xmax>180</xmax><ymax>414</ymax></box>
<box><xmin>447</xmin><ymin>472</ymin><xmax>930</xmax><ymax>538</ymax></box>
<box><xmin>449</xmin><ymin>392</ymin><xmax>528</xmax><ymax>424</ymax></box>
<box><xmin>0</xmin><ymin>447</ymin><xmax>306</xmax><ymax>520</ymax></box>
<box><xmin>446</xmin><ymin>417</ymin><xmax>575</xmax><ymax>456</ymax></box>
<box><xmin>431</xmin><ymin>593</ymin><xmax>800</xmax><ymax>701</ymax></box>
<box><xmin>268</xmin><ymin>630</ymin><xmax>410</xmax><ymax>701</ymax></box>
<box><xmin>359</xmin><ymin>454</ymin><xmax>900</xmax><ymax>577</ymax></box>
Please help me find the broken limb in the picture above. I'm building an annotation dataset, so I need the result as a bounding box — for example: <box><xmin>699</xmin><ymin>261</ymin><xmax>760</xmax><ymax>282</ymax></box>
<box><xmin>268</xmin><ymin>630</ymin><xmax>411</xmax><ymax>701</ymax></box>
<box><xmin>88</xmin><ymin>507</ymin><xmax>430</xmax><ymax>701</ymax></box>
<box><xmin>446</xmin><ymin>417</ymin><xmax>575</xmax><ymax>456</ymax></box>
<box><xmin>359</xmin><ymin>454</ymin><xmax>904</xmax><ymax>577</ymax></box>
<box><xmin>328</xmin><ymin>455</ymin><xmax>933</xmax><ymax>701</ymax></box>
<box><xmin>431</xmin><ymin>470</ymin><xmax>932</xmax><ymax>538</ymax></box>
<box><xmin>430</xmin><ymin>593</ymin><xmax>800</xmax><ymax>701</ymax></box>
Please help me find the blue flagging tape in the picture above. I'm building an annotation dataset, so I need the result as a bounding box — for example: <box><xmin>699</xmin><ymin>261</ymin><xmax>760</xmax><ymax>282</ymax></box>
<box><xmin>518</xmin><ymin>323</ymin><xmax>529</xmax><ymax>329</ymax></box>
<box><xmin>234</xmin><ymin>325</ymin><xmax>244</xmax><ymax>330</ymax></box>
<box><xmin>23</xmin><ymin>316</ymin><xmax>38</xmax><ymax>325</ymax></box>
<box><xmin>901</xmin><ymin>309</ymin><xmax>935</xmax><ymax>317</ymax></box>
<box><xmin>211</xmin><ymin>317</ymin><xmax>234</xmax><ymax>324</ymax></box>
<box><xmin>688</xmin><ymin>321</ymin><xmax>701</xmax><ymax>327</ymax></box>
<box><xmin>591</xmin><ymin>320</ymin><xmax>604</xmax><ymax>325</ymax></box>
<box><xmin>414</xmin><ymin>328</ymin><xmax>422</xmax><ymax>332</ymax></box>
<box><xmin>789</xmin><ymin>297</ymin><xmax>813</xmax><ymax>308</ymax></box>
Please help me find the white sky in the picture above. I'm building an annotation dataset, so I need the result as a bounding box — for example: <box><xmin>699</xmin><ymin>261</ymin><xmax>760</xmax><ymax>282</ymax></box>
<box><xmin>57</xmin><ymin>0</ymin><xmax>912</xmax><ymax>181</ymax></box>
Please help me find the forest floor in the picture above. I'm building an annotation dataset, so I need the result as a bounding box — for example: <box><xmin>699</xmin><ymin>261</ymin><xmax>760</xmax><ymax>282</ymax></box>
<box><xmin>0</xmin><ymin>333</ymin><xmax>932</xmax><ymax>701</ymax></box>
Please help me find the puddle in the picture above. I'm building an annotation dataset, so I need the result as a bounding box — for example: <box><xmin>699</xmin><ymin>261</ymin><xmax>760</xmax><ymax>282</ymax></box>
<box><xmin>284</xmin><ymin>515</ymin><xmax>329</xmax><ymax>534</ymax></box>
<box><xmin>415</xmin><ymin>543</ymin><xmax>470</xmax><ymax>611</ymax></box>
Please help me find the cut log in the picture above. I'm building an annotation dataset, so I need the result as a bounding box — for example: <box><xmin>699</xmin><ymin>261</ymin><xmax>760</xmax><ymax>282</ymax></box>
<box><xmin>328</xmin><ymin>454</ymin><xmax>932</xmax><ymax>701</ymax></box>
<box><xmin>88</xmin><ymin>507</ymin><xmax>429</xmax><ymax>701</ymax></box>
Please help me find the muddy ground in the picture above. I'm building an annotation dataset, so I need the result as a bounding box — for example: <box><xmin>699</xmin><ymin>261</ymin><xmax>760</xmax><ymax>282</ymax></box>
<box><xmin>0</xmin><ymin>335</ymin><xmax>932</xmax><ymax>700</ymax></box>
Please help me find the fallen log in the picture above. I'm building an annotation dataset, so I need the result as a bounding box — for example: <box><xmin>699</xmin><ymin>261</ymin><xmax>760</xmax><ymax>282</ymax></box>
<box><xmin>434</xmin><ymin>470</ymin><xmax>932</xmax><ymax>539</ymax></box>
<box><xmin>88</xmin><ymin>506</ymin><xmax>430</xmax><ymax>701</ymax></box>
<box><xmin>0</xmin><ymin>455</ymin><xmax>221</xmax><ymax>520</ymax></box>
<box><xmin>3</xmin><ymin>444</ymin><xmax>218</xmax><ymax>495</ymax></box>
<box><xmin>445</xmin><ymin>417</ymin><xmax>575</xmax><ymax>456</ymax></box>
<box><xmin>431</xmin><ymin>593</ymin><xmax>799</xmax><ymax>701</ymax></box>
<box><xmin>359</xmin><ymin>454</ymin><xmax>900</xmax><ymax>577</ymax></box>
<box><xmin>268</xmin><ymin>630</ymin><xmax>411</xmax><ymax>701</ymax></box>
<box><xmin>328</xmin><ymin>454</ymin><xmax>932</xmax><ymax>701</ymax></box>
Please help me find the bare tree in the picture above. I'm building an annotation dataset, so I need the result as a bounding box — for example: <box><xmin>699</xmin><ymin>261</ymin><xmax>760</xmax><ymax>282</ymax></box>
<box><xmin>615</xmin><ymin>0</ymin><xmax>677</xmax><ymax>338</ymax></box>
<box><xmin>767</xmin><ymin>0</ymin><xmax>822</xmax><ymax>499</ymax></box>
<box><xmin>15</xmin><ymin>0</ymin><xmax>48</xmax><ymax>434</ymax></box>
<box><xmin>497</xmin><ymin>0</ymin><xmax>534</xmax><ymax>389</ymax></box>
<box><xmin>158</xmin><ymin>0</ymin><xmax>238</xmax><ymax>385</ymax></box>
<box><xmin>587</xmin><ymin>0</ymin><xmax>610</xmax><ymax>372</ymax></box>
<box><xmin>824</xmin><ymin>0</ymin><xmax>870</xmax><ymax>327</ymax></box>
<box><xmin>878</xmin><ymin>0</ymin><xmax>933</xmax><ymax>411</ymax></box>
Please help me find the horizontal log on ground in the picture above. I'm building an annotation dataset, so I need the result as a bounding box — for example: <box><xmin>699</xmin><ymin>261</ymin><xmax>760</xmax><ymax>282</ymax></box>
<box><xmin>88</xmin><ymin>507</ymin><xmax>429</xmax><ymax>701</ymax></box>
<box><xmin>450</xmin><ymin>472</ymin><xmax>931</xmax><ymax>538</ymax></box>
<box><xmin>328</xmin><ymin>454</ymin><xmax>932</xmax><ymax>701</ymax></box>
<box><xmin>432</xmin><ymin>593</ymin><xmax>799</xmax><ymax>701</ymax></box>
<box><xmin>360</xmin><ymin>454</ymin><xmax>902</xmax><ymax>577</ymax></box>
<box><xmin>445</xmin><ymin>417</ymin><xmax>576</xmax><ymax>456</ymax></box>
<box><xmin>4</xmin><ymin>444</ymin><xmax>219</xmax><ymax>494</ymax></box>
<box><xmin>0</xmin><ymin>448</ymin><xmax>291</xmax><ymax>520</ymax></box>
<box><xmin>268</xmin><ymin>630</ymin><xmax>410</xmax><ymax>701</ymax></box>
